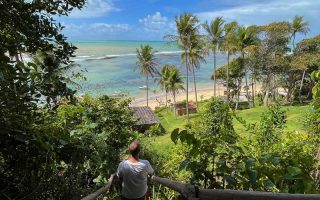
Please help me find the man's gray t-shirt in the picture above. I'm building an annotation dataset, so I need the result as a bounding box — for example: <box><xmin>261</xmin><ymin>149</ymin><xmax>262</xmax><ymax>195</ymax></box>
<box><xmin>117</xmin><ymin>160</ymin><xmax>154</xmax><ymax>199</ymax></box>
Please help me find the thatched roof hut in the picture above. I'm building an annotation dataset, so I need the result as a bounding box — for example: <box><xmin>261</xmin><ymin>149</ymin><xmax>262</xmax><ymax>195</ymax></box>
<box><xmin>174</xmin><ymin>102</ymin><xmax>197</xmax><ymax>116</ymax></box>
<box><xmin>132</xmin><ymin>106</ymin><xmax>160</xmax><ymax>132</ymax></box>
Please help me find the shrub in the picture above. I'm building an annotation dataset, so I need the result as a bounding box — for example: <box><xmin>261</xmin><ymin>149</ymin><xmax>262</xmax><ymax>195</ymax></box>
<box><xmin>145</xmin><ymin>124</ymin><xmax>166</xmax><ymax>137</ymax></box>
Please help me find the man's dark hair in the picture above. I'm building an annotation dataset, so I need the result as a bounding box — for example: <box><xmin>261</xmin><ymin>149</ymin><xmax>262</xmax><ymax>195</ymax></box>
<box><xmin>129</xmin><ymin>139</ymin><xmax>140</xmax><ymax>157</ymax></box>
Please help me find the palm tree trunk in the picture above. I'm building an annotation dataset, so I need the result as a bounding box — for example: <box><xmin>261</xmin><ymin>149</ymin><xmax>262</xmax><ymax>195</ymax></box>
<box><xmin>264</xmin><ymin>74</ymin><xmax>271</xmax><ymax>106</ymax></box>
<box><xmin>254</xmin><ymin>79</ymin><xmax>257</xmax><ymax>97</ymax></box>
<box><xmin>299</xmin><ymin>70</ymin><xmax>306</xmax><ymax>103</ymax></box>
<box><xmin>192</xmin><ymin>67</ymin><xmax>198</xmax><ymax>108</ymax></box>
<box><xmin>146</xmin><ymin>75</ymin><xmax>149</xmax><ymax>107</ymax></box>
<box><xmin>245</xmin><ymin>71</ymin><xmax>249</xmax><ymax>105</ymax></box>
<box><xmin>307</xmin><ymin>79</ymin><xmax>313</xmax><ymax>100</ymax></box>
<box><xmin>272</xmin><ymin>75</ymin><xmax>276</xmax><ymax>101</ymax></box>
<box><xmin>286</xmin><ymin>72</ymin><xmax>293</xmax><ymax>102</ymax></box>
<box><xmin>226</xmin><ymin>50</ymin><xmax>230</xmax><ymax>102</ymax></box>
<box><xmin>165</xmin><ymin>91</ymin><xmax>168</xmax><ymax>113</ymax></box>
<box><xmin>251</xmin><ymin>75</ymin><xmax>255</xmax><ymax>107</ymax></box>
<box><xmin>292</xmin><ymin>34</ymin><xmax>295</xmax><ymax>52</ymax></box>
<box><xmin>165</xmin><ymin>92</ymin><xmax>168</xmax><ymax>108</ymax></box>
<box><xmin>235</xmin><ymin>79</ymin><xmax>241</xmax><ymax>110</ymax></box>
<box><xmin>173</xmin><ymin>92</ymin><xmax>177</xmax><ymax>116</ymax></box>
<box><xmin>185</xmin><ymin>49</ymin><xmax>189</xmax><ymax>122</ymax></box>
<box><xmin>242</xmin><ymin>52</ymin><xmax>249</xmax><ymax>106</ymax></box>
<box><xmin>213</xmin><ymin>48</ymin><xmax>217</xmax><ymax>97</ymax></box>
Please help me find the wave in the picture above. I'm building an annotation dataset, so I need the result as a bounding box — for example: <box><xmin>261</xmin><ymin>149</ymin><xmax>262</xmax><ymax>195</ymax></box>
<box><xmin>155</xmin><ymin>50</ymin><xmax>183</xmax><ymax>55</ymax></box>
<box><xmin>77</xmin><ymin>55</ymin><xmax>93</xmax><ymax>58</ymax></box>
<box><xmin>73</xmin><ymin>50</ymin><xmax>182</xmax><ymax>62</ymax></box>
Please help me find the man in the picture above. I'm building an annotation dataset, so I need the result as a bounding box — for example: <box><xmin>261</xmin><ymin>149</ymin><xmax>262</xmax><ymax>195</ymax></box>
<box><xmin>117</xmin><ymin>140</ymin><xmax>154</xmax><ymax>200</ymax></box>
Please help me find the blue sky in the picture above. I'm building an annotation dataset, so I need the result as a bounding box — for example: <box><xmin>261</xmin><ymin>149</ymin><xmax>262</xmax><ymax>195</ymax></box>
<box><xmin>59</xmin><ymin>0</ymin><xmax>320</xmax><ymax>41</ymax></box>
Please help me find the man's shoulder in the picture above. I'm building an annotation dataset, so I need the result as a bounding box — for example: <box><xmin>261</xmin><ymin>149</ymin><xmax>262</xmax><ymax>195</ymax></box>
<box><xmin>139</xmin><ymin>159</ymin><xmax>151</xmax><ymax>165</ymax></box>
<box><xmin>118</xmin><ymin>160</ymin><xmax>127</xmax><ymax>167</ymax></box>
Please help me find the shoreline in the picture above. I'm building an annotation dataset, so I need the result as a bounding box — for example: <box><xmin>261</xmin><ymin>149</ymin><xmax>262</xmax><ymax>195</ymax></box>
<box><xmin>130</xmin><ymin>83</ymin><xmax>226</xmax><ymax>110</ymax></box>
<box><xmin>130</xmin><ymin>82</ymin><xmax>263</xmax><ymax>110</ymax></box>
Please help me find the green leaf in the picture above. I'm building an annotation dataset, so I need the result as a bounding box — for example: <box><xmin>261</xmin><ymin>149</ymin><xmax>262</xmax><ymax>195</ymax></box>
<box><xmin>178</xmin><ymin>158</ymin><xmax>190</xmax><ymax>172</ymax></box>
<box><xmin>171</xmin><ymin>128</ymin><xmax>180</xmax><ymax>144</ymax></box>
<box><xmin>287</xmin><ymin>166</ymin><xmax>302</xmax><ymax>177</ymax></box>
<box><xmin>271</xmin><ymin>156</ymin><xmax>281</xmax><ymax>164</ymax></box>
<box><xmin>248</xmin><ymin>169</ymin><xmax>258</xmax><ymax>185</ymax></box>
<box><xmin>59</xmin><ymin>139</ymin><xmax>68</xmax><ymax>145</ymax></box>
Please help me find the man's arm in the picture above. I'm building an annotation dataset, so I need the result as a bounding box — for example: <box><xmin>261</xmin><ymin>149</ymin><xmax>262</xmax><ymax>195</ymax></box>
<box><xmin>146</xmin><ymin>161</ymin><xmax>154</xmax><ymax>175</ymax></box>
<box><xmin>116</xmin><ymin>162</ymin><xmax>123</xmax><ymax>191</ymax></box>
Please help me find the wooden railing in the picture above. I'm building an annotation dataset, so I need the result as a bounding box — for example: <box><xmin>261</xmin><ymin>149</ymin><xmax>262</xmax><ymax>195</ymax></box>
<box><xmin>81</xmin><ymin>173</ymin><xmax>115</xmax><ymax>200</ymax></box>
<box><xmin>82</xmin><ymin>175</ymin><xmax>320</xmax><ymax>200</ymax></box>
<box><xmin>152</xmin><ymin>176</ymin><xmax>320</xmax><ymax>200</ymax></box>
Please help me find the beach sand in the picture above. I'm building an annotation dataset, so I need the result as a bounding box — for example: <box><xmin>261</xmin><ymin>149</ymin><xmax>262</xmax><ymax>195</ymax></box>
<box><xmin>130</xmin><ymin>83</ymin><xmax>263</xmax><ymax>110</ymax></box>
<box><xmin>130</xmin><ymin>84</ymin><xmax>227</xmax><ymax>110</ymax></box>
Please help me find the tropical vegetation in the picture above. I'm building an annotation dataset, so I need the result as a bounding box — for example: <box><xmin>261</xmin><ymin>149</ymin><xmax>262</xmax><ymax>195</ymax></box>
<box><xmin>1</xmin><ymin>0</ymin><xmax>320</xmax><ymax>199</ymax></box>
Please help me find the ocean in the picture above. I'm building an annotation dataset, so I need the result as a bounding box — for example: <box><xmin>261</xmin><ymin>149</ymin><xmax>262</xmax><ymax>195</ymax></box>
<box><xmin>72</xmin><ymin>40</ymin><xmax>228</xmax><ymax>98</ymax></box>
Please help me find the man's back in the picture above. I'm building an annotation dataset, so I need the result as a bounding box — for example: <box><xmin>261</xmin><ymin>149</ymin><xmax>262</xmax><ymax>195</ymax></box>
<box><xmin>117</xmin><ymin>159</ymin><xmax>154</xmax><ymax>199</ymax></box>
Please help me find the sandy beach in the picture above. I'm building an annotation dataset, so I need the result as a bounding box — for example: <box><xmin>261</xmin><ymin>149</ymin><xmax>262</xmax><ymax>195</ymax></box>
<box><xmin>130</xmin><ymin>83</ymin><xmax>227</xmax><ymax>110</ymax></box>
<box><xmin>130</xmin><ymin>82</ymin><xmax>264</xmax><ymax>110</ymax></box>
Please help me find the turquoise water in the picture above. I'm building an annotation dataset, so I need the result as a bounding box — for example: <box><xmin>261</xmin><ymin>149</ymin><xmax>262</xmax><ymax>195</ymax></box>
<box><xmin>72</xmin><ymin>40</ymin><xmax>227</xmax><ymax>97</ymax></box>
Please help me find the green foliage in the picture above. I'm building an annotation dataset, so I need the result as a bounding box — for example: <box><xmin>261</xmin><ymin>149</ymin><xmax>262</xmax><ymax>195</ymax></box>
<box><xmin>1</xmin><ymin>94</ymin><xmax>136</xmax><ymax>199</ymax></box>
<box><xmin>307</xmin><ymin>69</ymin><xmax>320</xmax><ymax>188</ymax></box>
<box><xmin>136</xmin><ymin>45</ymin><xmax>158</xmax><ymax>77</ymax></box>
<box><xmin>145</xmin><ymin>124</ymin><xmax>166</xmax><ymax>137</ymax></box>
<box><xmin>141</xmin><ymin>137</ymin><xmax>191</xmax><ymax>183</ymax></box>
<box><xmin>171</xmin><ymin>98</ymin><xmax>237</xmax><ymax>188</ymax></box>
<box><xmin>151</xmin><ymin>184</ymin><xmax>175</xmax><ymax>200</ymax></box>
<box><xmin>170</xmin><ymin>101</ymin><xmax>318</xmax><ymax>193</ymax></box>
<box><xmin>215</xmin><ymin>57</ymin><xmax>246</xmax><ymax>100</ymax></box>
<box><xmin>235</xmin><ymin>105</ymin><xmax>316</xmax><ymax>193</ymax></box>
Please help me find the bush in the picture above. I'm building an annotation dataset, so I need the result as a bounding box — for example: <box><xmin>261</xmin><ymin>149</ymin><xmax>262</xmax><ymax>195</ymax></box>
<box><xmin>229</xmin><ymin>101</ymin><xmax>250</xmax><ymax>110</ymax></box>
<box><xmin>145</xmin><ymin>124</ymin><xmax>166</xmax><ymax>137</ymax></box>
<box><xmin>0</xmin><ymin>95</ymin><xmax>136</xmax><ymax>199</ymax></box>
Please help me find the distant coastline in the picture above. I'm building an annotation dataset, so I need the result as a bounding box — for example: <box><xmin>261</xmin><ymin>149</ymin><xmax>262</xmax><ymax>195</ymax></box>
<box><xmin>73</xmin><ymin>40</ymin><xmax>228</xmax><ymax>98</ymax></box>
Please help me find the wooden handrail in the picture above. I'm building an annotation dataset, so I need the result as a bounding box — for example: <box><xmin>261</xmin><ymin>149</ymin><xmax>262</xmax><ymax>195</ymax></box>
<box><xmin>198</xmin><ymin>189</ymin><xmax>320</xmax><ymax>200</ymax></box>
<box><xmin>151</xmin><ymin>176</ymin><xmax>197</xmax><ymax>199</ymax></box>
<box><xmin>81</xmin><ymin>173</ymin><xmax>116</xmax><ymax>200</ymax></box>
<box><xmin>82</xmin><ymin>174</ymin><xmax>320</xmax><ymax>200</ymax></box>
<box><xmin>151</xmin><ymin>176</ymin><xmax>320</xmax><ymax>200</ymax></box>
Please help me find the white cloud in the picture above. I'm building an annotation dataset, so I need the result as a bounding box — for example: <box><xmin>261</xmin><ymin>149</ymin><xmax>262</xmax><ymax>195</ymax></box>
<box><xmin>196</xmin><ymin>0</ymin><xmax>320</xmax><ymax>36</ymax></box>
<box><xmin>69</xmin><ymin>0</ymin><xmax>118</xmax><ymax>18</ymax></box>
<box><xmin>89</xmin><ymin>23</ymin><xmax>130</xmax><ymax>32</ymax></box>
<box><xmin>62</xmin><ymin>23</ymin><xmax>130</xmax><ymax>39</ymax></box>
<box><xmin>139</xmin><ymin>12</ymin><xmax>169</xmax><ymax>32</ymax></box>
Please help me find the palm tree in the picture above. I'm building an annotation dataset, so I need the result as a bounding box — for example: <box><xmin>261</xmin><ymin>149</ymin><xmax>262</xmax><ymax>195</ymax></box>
<box><xmin>166</xmin><ymin>13</ymin><xmax>199</xmax><ymax>122</ymax></box>
<box><xmin>291</xmin><ymin>15</ymin><xmax>309</xmax><ymax>50</ymax></box>
<box><xmin>156</xmin><ymin>64</ymin><xmax>171</xmax><ymax>108</ymax></box>
<box><xmin>235</xmin><ymin>26</ymin><xmax>259</xmax><ymax>107</ymax></box>
<box><xmin>136</xmin><ymin>45</ymin><xmax>158</xmax><ymax>107</ymax></box>
<box><xmin>167</xmin><ymin>66</ymin><xmax>184</xmax><ymax>115</ymax></box>
<box><xmin>220</xmin><ymin>21</ymin><xmax>238</xmax><ymax>102</ymax></box>
<box><xmin>202</xmin><ymin>17</ymin><xmax>225</xmax><ymax>97</ymax></box>
<box><xmin>181</xmin><ymin>33</ymin><xmax>206</xmax><ymax>108</ymax></box>
<box><xmin>291</xmin><ymin>15</ymin><xmax>309</xmax><ymax>103</ymax></box>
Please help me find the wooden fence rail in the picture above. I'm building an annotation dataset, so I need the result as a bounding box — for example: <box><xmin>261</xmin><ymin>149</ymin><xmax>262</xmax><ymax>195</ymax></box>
<box><xmin>82</xmin><ymin>174</ymin><xmax>320</xmax><ymax>200</ymax></box>
<box><xmin>81</xmin><ymin>173</ymin><xmax>115</xmax><ymax>200</ymax></box>
<box><xmin>151</xmin><ymin>176</ymin><xmax>320</xmax><ymax>200</ymax></box>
